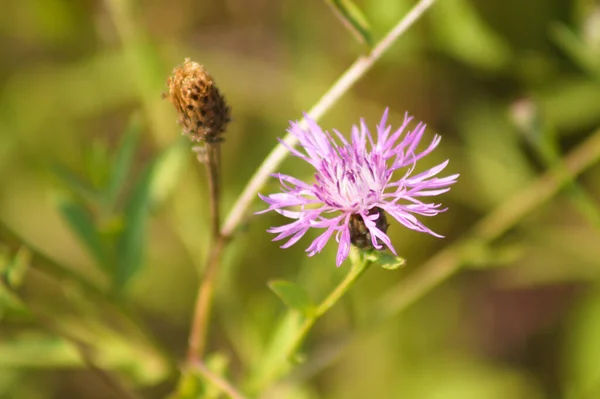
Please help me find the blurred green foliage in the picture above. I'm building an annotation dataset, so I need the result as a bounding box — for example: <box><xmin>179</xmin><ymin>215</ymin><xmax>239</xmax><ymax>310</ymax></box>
<box><xmin>2</xmin><ymin>0</ymin><xmax>600</xmax><ymax>398</ymax></box>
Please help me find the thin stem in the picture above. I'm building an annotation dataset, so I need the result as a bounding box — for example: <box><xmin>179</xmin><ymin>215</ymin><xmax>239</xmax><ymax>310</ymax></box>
<box><xmin>525</xmin><ymin>120</ymin><xmax>600</xmax><ymax>233</ymax></box>
<box><xmin>187</xmin><ymin>141</ymin><xmax>223</xmax><ymax>363</ymax></box>
<box><xmin>205</xmin><ymin>142</ymin><xmax>222</xmax><ymax>239</ymax></box>
<box><xmin>193</xmin><ymin>361</ymin><xmax>248</xmax><ymax>399</ymax></box>
<box><xmin>250</xmin><ymin>252</ymin><xmax>370</xmax><ymax>394</ymax></box>
<box><xmin>287</xmin><ymin>253</ymin><xmax>370</xmax><ymax>361</ymax></box>
<box><xmin>186</xmin><ymin>242</ymin><xmax>223</xmax><ymax>362</ymax></box>
<box><xmin>221</xmin><ymin>0</ymin><xmax>437</xmax><ymax>238</ymax></box>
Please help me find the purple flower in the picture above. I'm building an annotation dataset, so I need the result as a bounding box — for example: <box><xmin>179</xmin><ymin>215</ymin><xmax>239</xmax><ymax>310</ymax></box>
<box><xmin>258</xmin><ymin>109</ymin><xmax>459</xmax><ymax>266</ymax></box>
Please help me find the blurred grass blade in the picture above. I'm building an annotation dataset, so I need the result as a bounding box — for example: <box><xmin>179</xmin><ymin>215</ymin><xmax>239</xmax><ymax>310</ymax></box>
<box><xmin>324</xmin><ymin>0</ymin><xmax>372</xmax><ymax>46</ymax></box>
<box><xmin>56</xmin><ymin>196</ymin><xmax>108</xmax><ymax>272</ymax></box>
<box><xmin>85</xmin><ymin>139</ymin><xmax>111</xmax><ymax>191</ymax></box>
<box><xmin>115</xmin><ymin>140</ymin><xmax>187</xmax><ymax>291</ymax></box>
<box><xmin>0</xmin><ymin>335</ymin><xmax>81</xmax><ymax>368</ymax></box>
<box><xmin>268</xmin><ymin>280</ymin><xmax>315</xmax><ymax>317</ymax></box>
<box><xmin>106</xmin><ymin>114</ymin><xmax>142</xmax><ymax>206</ymax></box>
<box><xmin>52</xmin><ymin>164</ymin><xmax>101</xmax><ymax>205</ymax></box>
<box><xmin>550</xmin><ymin>23</ymin><xmax>600</xmax><ymax>78</ymax></box>
<box><xmin>0</xmin><ymin>248</ymin><xmax>30</xmax><ymax>319</ymax></box>
<box><xmin>565</xmin><ymin>290</ymin><xmax>600</xmax><ymax>397</ymax></box>
<box><xmin>148</xmin><ymin>138</ymin><xmax>189</xmax><ymax>210</ymax></box>
<box><xmin>115</xmin><ymin>162</ymin><xmax>153</xmax><ymax>291</ymax></box>
<box><xmin>430</xmin><ymin>0</ymin><xmax>511</xmax><ymax>71</ymax></box>
<box><xmin>0</xmin><ymin>284</ymin><xmax>28</xmax><ymax>321</ymax></box>
<box><xmin>512</xmin><ymin>98</ymin><xmax>600</xmax><ymax>233</ymax></box>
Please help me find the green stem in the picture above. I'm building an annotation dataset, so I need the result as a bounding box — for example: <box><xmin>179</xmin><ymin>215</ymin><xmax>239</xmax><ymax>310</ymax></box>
<box><xmin>530</xmin><ymin>124</ymin><xmax>600</xmax><ymax>233</ymax></box>
<box><xmin>187</xmin><ymin>141</ymin><xmax>223</xmax><ymax>364</ymax></box>
<box><xmin>287</xmin><ymin>254</ymin><xmax>370</xmax><ymax>359</ymax></box>
<box><xmin>244</xmin><ymin>250</ymin><xmax>370</xmax><ymax>395</ymax></box>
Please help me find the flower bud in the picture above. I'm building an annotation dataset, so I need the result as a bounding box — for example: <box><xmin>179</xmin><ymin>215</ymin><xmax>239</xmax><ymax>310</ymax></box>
<box><xmin>165</xmin><ymin>58</ymin><xmax>230</xmax><ymax>143</ymax></box>
<box><xmin>349</xmin><ymin>207</ymin><xmax>389</xmax><ymax>250</ymax></box>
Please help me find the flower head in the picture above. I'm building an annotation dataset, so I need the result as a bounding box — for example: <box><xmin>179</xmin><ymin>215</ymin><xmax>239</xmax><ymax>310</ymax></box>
<box><xmin>164</xmin><ymin>58</ymin><xmax>230</xmax><ymax>143</ymax></box>
<box><xmin>258</xmin><ymin>109</ymin><xmax>459</xmax><ymax>266</ymax></box>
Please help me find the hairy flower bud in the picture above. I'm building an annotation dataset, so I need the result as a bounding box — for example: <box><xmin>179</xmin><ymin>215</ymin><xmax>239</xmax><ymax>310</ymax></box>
<box><xmin>165</xmin><ymin>58</ymin><xmax>230</xmax><ymax>143</ymax></box>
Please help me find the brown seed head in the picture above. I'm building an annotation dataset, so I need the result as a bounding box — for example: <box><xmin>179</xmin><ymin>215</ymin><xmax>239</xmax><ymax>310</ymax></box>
<box><xmin>165</xmin><ymin>58</ymin><xmax>230</xmax><ymax>143</ymax></box>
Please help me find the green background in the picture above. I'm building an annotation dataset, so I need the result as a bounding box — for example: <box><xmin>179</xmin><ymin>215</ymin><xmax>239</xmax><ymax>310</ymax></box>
<box><xmin>2</xmin><ymin>0</ymin><xmax>600</xmax><ymax>398</ymax></box>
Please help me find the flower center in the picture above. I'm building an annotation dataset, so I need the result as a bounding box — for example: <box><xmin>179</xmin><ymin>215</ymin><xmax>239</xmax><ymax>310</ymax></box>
<box><xmin>331</xmin><ymin>154</ymin><xmax>385</xmax><ymax>208</ymax></box>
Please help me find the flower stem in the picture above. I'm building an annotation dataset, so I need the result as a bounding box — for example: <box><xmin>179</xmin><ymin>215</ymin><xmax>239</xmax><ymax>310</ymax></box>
<box><xmin>205</xmin><ymin>142</ymin><xmax>222</xmax><ymax>240</ymax></box>
<box><xmin>220</xmin><ymin>0</ymin><xmax>437</xmax><ymax>239</ymax></box>
<box><xmin>248</xmin><ymin>251</ymin><xmax>371</xmax><ymax>393</ymax></box>
<box><xmin>187</xmin><ymin>141</ymin><xmax>223</xmax><ymax>363</ymax></box>
<box><xmin>287</xmin><ymin>251</ymin><xmax>370</xmax><ymax>361</ymax></box>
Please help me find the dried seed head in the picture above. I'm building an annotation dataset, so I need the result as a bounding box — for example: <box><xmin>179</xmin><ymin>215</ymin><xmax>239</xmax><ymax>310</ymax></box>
<box><xmin>164</xmin><ymin>58</ymin><xmax>230</xmax><ymax>143</ymax></box>
<box><xmin>349</xmin><ymin>207</ymin><xmax>389</xmax><ymax>250</ymax></box>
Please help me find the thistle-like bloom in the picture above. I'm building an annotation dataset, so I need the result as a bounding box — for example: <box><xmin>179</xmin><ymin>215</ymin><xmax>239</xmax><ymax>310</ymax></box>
<box><xmin>258</xmin><ymin>109</ymin><xmax>459</xmax><ymax>266</ymax></box>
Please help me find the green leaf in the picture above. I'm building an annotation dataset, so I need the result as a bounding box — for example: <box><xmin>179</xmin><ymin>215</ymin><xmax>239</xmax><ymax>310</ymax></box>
<box><xmin>167</xmin><ymin>371</ymin><xmax>200</xmax><ymax>399</ymax></box>
<box><xmin>51</xmin><ymin>164</ymin><xmax>101</xmax><ymax>205</ymax></box>
<box><xmin>365</xmin><ymin>251</ymin><xmax>406</xmax><ymax>270</ymax></box>
<box><xmin>148</xmin><ymin>138</ymin><xmax>189</xmax><ymax>210</ymax></box>
<box><xmin>0</xmin><ymin>328</ymin><xmax>169</xmax><ymax>385</ymax></box>
<box><xmin>268</xmin><ymin>280</ymin><xmax>315</xmax><ymax>316</ymax></box>
<box><xmin>0</xmin><ymin>334</ymin><xmax>81</xmax><ymax>368</ymax></box>
<box><xmin>114</xmin><ymin>140</ymin><xmax>187</xmax><ymax>290</ymax></box>
<box><xmin>114</xmin><ymin>163</ymin><xmax>153</xmax><ymax>291</ymax></box>
<box><xmin>106</xmin><ymin>114</ymin><xmax>142</xmax><ymax>206</ymax></box>
<box><xmin>202</xmin><ymin>353</ymin><xmax>230</xmax><ymax>399</ymax></box>
<box><xmin>86</xmin><ymin>139</ymin><xmax>112</xmax><ymax>190</ymax></box>
<box><xmin>246</xmin><ymin>312</ymin><xmax>303</xmax><ymax>393</ymax></box>
<box><xmin>564</xmin><ymin>290</ymin><xmax>600</xmax><ymax>398</ymax></box>
<box><xmin>56</xmin><ymin>196</ymin><xmax>108</xmax><ymax>272</ymax></box>
<box><xmin>325</xmin><ymin>0</ymin><xmax>372</xmax><ymax>47</ymax></box>
<box><xmin>0</xmin><ymin>284</ymin><xmax>28</xmax><ymax>321</ymax></box>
